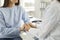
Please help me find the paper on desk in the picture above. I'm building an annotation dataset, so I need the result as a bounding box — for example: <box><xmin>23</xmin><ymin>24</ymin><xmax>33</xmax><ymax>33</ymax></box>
<box><xmin>20</xmin><ymin>25</ymin><xmax>41</xmax><ymax>40</ymax></box>
<box><xmin>25</xmin><ymin>23</ymin><xmax>41</xmax><ymax>38</ymax></box>
<box><xmin>26</xmin><ymin>28</ymin><xmax>40</xmax><ymax>38</ymax></box>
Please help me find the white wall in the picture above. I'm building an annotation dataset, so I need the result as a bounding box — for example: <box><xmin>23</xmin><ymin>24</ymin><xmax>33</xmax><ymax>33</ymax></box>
<box><xmin>35</xmin><ymin>0</ymin><xmax>53</xmax><ymax>19</ymax></box>
<box><xmin>35</xmin><ymin>0</ymin><xmax>41</xmax><ymax>19</ymax></box>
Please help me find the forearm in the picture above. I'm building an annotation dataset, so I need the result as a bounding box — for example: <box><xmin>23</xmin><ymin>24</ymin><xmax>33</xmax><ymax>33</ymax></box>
<box><xmin>29</xmin><ymin>23</ymin><xmax>37</xmax><ymax>28</ymax></box>
<box><xmin>1</xmin><ymin>27</ymin><xmax>20</xmax><ymax>36</ymax></box>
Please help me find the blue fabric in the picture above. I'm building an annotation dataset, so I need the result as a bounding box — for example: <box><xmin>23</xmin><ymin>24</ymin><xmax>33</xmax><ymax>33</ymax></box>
<box><xmin>0</xmin><ymin>6</ymin><xmax>30</xmax><ymax>38</ymax></box>
<box><xmin>0</xmin><ymin>37</ymin><xmax>22</xmax><ymax>40</ymax></box>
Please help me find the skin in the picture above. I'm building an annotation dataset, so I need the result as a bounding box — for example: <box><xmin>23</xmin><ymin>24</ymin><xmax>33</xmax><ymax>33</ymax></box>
<box><xmin>20</xmin><ymin>23</ymin><xmax>37</xmax><ymax>31</ymax></box>
<box><xmin>8</xmin><ymin>0</ymin><xmax>18</xmax><ymax>7</ymax></box>
<box><xmin>8</xmin><ymin>0</ymin><xmax>36</xmax><ymax>31</ymax></box>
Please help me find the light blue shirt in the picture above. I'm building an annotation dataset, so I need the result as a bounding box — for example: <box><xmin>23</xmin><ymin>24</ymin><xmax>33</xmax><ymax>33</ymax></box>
<box><xmin>0</xmin><ymin>6</ymin><xmax>30</xmax><ymax>38</ymax></box>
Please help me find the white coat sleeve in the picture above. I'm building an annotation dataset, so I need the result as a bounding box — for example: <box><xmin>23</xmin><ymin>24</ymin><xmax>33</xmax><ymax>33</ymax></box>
<box><xmin>39</xmin><ymin>6</ymin><xmax>60</xmax><ymax>39</ymax></box>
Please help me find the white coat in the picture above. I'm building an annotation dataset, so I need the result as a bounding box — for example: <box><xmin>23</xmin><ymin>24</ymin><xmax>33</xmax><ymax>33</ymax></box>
<box><xmin>39</xmin><ymin>0</ymin><xmax>60</xmax><ymax>40</ymax></box>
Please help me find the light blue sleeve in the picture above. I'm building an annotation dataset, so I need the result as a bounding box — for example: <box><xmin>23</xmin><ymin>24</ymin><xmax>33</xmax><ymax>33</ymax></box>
<box><xmin>0</xmin><ymin>11</ymin><xmax>20</xmax><ymax>37</ymax></box>
<box><xmin>21</xmin><ymin>7</ymin><xmax>30</xmax><ymax>24</ymax></box>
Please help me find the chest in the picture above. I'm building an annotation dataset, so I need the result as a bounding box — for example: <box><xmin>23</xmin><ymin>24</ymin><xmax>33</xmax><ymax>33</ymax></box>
<box><xmin>3</xmin><ymin>9</ymin><xmax>23</xmax><ymax>28</ymax></box>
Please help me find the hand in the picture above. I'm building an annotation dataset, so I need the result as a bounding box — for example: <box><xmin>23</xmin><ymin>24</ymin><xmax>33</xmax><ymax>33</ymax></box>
<box><xmin>19</xmin><ymin>24</ymin><xmax>25</xmax><ymax>31</ymax></box>
<box><xmin>24</xmin><ymin>24</ymin><xmax>31</xmax><ymax>31</ymax></box>
<box><xmin>19</xmin><ymin>23</ymin><xmax>37</xmax><ymax>31</ymax></box>
<box><xmin>19</xmin><ymin>24</ymin><xmax>31</xmax><ymax>31</ymax></box>
<box><xmin>29</xmin><ymin>23</ymin><xmax>37</xmax><ymax>28</ymax></box>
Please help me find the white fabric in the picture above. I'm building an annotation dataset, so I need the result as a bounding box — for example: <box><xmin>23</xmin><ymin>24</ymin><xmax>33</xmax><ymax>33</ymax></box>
<box><xmin>38</xmin><ymin>0</ymin><xmax>60</xmax><ymax>40</ymax></box>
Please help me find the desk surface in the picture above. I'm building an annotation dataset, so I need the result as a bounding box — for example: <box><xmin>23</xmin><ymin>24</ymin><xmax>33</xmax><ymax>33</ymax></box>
<box><xmin>20</xmin><ymin>32</ymin><xmax>34</xmax><ymax>40</ymax></box>
<box><xmin>20</xmin><ymin>28</ymin><xmax>40</xmax><ymax>40</ymax></box>
<box><xmin>20</xmin><ymin>22</ymin><xmax>41</xmax><ymax>40</ymax></box>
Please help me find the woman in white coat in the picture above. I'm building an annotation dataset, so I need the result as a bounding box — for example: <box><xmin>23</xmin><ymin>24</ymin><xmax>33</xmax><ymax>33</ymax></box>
<box><xmin>39</xmin><ymin>0</ymin><xmax>60</xmax><ymax>40</ymax></box>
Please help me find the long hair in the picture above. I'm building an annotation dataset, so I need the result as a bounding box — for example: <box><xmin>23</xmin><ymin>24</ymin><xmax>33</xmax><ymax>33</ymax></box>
<box><xmin>57</xmin><ymin>0</ymin><xmax>60</xmax><ymax>2</ymax></box>
<box><xmin>3</xmin><ymin>0</ymin><xmax>19</xmax><ymax>7</ymax></box>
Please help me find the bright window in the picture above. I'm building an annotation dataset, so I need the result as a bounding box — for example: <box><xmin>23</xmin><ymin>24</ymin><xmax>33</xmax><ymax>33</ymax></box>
<box><xmin>20</xmin><ymin>0</ymin><xmax>35</xmax><ymax>12</ymax></box>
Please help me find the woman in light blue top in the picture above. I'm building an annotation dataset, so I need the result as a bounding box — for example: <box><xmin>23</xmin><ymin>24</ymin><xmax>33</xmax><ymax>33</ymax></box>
<box><xmin>0</xmin><ymin>0</ymin><xmax>36</xmax><ymax>40</ymax></box>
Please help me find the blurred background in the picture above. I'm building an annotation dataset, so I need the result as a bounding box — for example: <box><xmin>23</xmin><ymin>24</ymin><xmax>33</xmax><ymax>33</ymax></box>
<box><xmin>0</xmin><ymin>0</ymin><xmax>54</xmax><ymax>19</ymax></box>
<box><xmin>20</xmin><ymin>0</ymin><xmax>54</xmax><ymax>19</ymax></box>
<box><xmin>0</xmin><ymin>0</ymin><xmax>55</xmax><ymax>40</ymax></box>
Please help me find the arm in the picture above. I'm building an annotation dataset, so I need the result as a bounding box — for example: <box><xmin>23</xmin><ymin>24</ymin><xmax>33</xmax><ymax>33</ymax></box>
<box><xmin>22</xmin><ymin>8</ymin><xmax>36</xmax><ymax>31</ymax></box>
<box><xmin>39</xmin><ymin>6</ymin><xmax>60</xmax><ymax>38</ymax></box>
<box><xmin>0</xmin><ymin>11</ymin><xmax>20</xmax><ymax>37</ymax></box>
<box><xmin>28</xmin><ymin>23</ymin><xmax>37</xmax><ymax>28</ymax></box>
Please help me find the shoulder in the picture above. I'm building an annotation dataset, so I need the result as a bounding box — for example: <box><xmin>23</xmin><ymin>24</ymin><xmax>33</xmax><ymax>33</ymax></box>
<box><xmin>45</xmin><ymin>1</ymin><xmax>59</xmax><ymax>13</ymax></box>
<box><xmin>0</xmin><ymin>7</ymin><xmax>8</xmax><ymax>15</ymax></box>
<box><xmin>17</xmin><ymin>5</ymin><xmax>23</xmax><ymax>9</ymax></box>
<box><xmin>0</xmin><ymin>8</ymin><xmax>4</xmax><ymax>16</ymax></box>
<box><xmin>17</xmin><ymin>6</ymin><xmax>25</xmax><ymax>11</ymax></box>
<box><xmin>0</xmin><ymin>7</ymin><xmax>4</xmax><ymax>13</ymax></box>
<box><xmin>0</xmin><ymin>7</ymin><xmax>7</xmax><ymax>12</ymax></box>
<box><xmin>46</xmin><ymin>1</ymin><xmax>60</xmax><ymax>10</ymax></box>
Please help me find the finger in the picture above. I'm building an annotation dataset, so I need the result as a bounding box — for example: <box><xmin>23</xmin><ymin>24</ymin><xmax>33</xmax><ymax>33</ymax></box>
<box><xmin>26</xmin><ymin>25</ymin><xmax>30</xmax><ymax>31</ymax></box>
<box><xmin>20</xmin><ymin>24</ymin><xmax>25</xmax><ymax>31</ymax></box>
<box><xmin>24</xmin><ymin>24</ymin><xmax>30</xmax><ymax>31</ymax></box>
